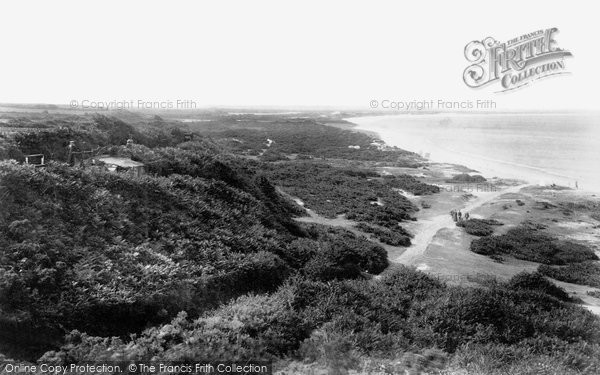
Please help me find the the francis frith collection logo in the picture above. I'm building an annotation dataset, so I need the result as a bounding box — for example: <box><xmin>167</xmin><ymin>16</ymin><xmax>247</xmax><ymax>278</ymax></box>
<box><xmin>463</xmin><ymin>28</ymin><xmax>572</xmax><ymax>92</ymax></box>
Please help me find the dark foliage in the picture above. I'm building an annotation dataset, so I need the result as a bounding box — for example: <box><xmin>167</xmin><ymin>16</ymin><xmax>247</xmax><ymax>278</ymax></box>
<box><xmin>456</xmin><ymin>218</ymin><xmax>503</xmax><ymax>236</ymax></box>
<box><xmin>446</xmin><ymin>173</ymin><xmax>487</xmax><ymax>183</ymax></box>
<box><xmin>43</xmin><ymin>267</ymin><xmax>600</xmax><ymax>373</ymax></box>
<box><xmin>300</xmin><ymin>225</ymin><xmax>389</xmax><ymax>280</ymax></box>
<box><xmin>470</xmin><ymin>226</ymin><xmax>598</xmax><ymax>264</ymax></box>
<box><xmin>0</xmin><ymin>157</ymin><xmax>388</xmax><ymax>359</ymax></box>
<box><xmin>507</xmin><ymin>272</ymin><xmax>571</xmax><ymax>301</ymax></box>
<box><xmin>199</xmin><ymin>120</ymin><xmax>421</xmax><ymax>165</ymax></box>
<box><xmin>355</xmin><ymin>222</ymin><xmax>411</xmax><ymax>246</ymax></box>
<box><xmin>264</xmin><ymin>162</ymin><xmax>418</xmax><ymax>228</ymax></box>
<box><xmin>0</xmin><ymin>160</ymin><xmax>286</xmax><ymax>357</ymax></box>
<box><xmin>382</xmin><ymin>174</ymin><xmax>440</xmax><ymax>195</ymax></box>
<box><xmin>11</xmin><ymin>115</ymin><xmax>191</xmax><ymax>164</ymax></box>
<box><xmin>538</xmin><ymin>262</ymin><xmax>600</xmax><ymax>288</ymax></box>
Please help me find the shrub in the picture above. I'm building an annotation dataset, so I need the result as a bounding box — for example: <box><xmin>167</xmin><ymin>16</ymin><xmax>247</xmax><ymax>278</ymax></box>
<box><xmin>457</xmin><ymin>218</ymin><xmax>503</xmax><ymax>236</ymax></box>
<box><xmin>446</xmin><ymin>173</ymin><xmax>487</xmax><ymax>183</ymax></box>
<box><xmin>355</xmin><ymin>222</ymin><xmax>411</xmax><ymax>246</ymax></box>
<box><xmin>383</xmin><ymin>174</ymin><xmax>440</xmax><ymax>195</ymax></box>
<box><xmin>303</xmin><ymin>251</ymin><xmax>363</xmax><ymax>281</ymax></box>
<box><xmin>450</xmin><ymin>339</ymin><xmax>600</xmax><ymax>375</ymax></box>
<box><xmin>408</xmin><ymin>287</ymin><xmax>533</xmax><ymax>352</ymax></box>
<box><xmin>300</xmin><ymin>225</ymin><xmax>389</xmax><ymax>279</ymax></box>
<box><xmin>507</xmin><ymin>272</ymin><xmax>571</xmax><ymax>301</ymax></box>
<box><xmin>470</xmin><ymin>227</ymin><xmax>598</xmax><ymax>264</ymax></box>
<box><xmin>538</xmin><ymin>262</ymin><xmax>600</xmax><ymax>288</ymax></box>
<box><xmin>298</xmin><ymin>325</ymin><xmax>361</xmax><ymax>373</ymax></box>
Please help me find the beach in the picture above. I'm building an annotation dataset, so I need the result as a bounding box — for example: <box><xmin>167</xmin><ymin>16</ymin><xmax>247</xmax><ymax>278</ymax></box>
<box><xmin>348</xmin><ymin>113</ymin><xmax>600</xmax><ymax>192</ymax></box>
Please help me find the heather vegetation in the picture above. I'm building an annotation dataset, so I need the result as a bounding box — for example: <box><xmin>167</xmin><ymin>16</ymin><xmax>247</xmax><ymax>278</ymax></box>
<box><xmin>1</xmin><ymin>113</ymin><xmax>599</xmax><ymax>374</ymax></box>
<box><xmin>382</xmin><ymin>174</ymin><xmax>441</xmax><ymax>195</ymax></box>
<box><xmin>12</xmin><ymin>115</ymin><xmax>190</xmax><ymax>159</ymax></box>
<box><xmin>355</xmin><ymin>222</ymin><xmax>412</xmax><ymax>246</ymax></box>
<box><xmin>539</xmin><ymin>261</ymin><xmax>600</xmax><ymax>288</ymax></box>
<box><xmin>470</xmin><ymin>226</ymin><xmax>598</xmax><ymax>264</ymax></box>
<box><xmin>193</xmin><ymin>119</ymin><xmax>421</xmax><ymax>165</ymax></box>
<box><xmin>456</xmin><ymin>218</ymin><xmax>503</xmax><ymax>236</ymax></box>
<box><xmin>263</xmin><ymin>162</ymin><xmax>417</xmax><ymax>229</ymax></box>
<box><xmin>0</xmin><ymin>115</ymin><xmax>416</xmax><ymax>359</ymax></box>
<box><xmin>446</xmin><ymin>173</ymin><xmax>487</xmax><ymax>183</ymax></box>
<box><xmin>0</xmin><ymin>154</ymin><xmax>393</xmax><ymax>359</ymax></box>
<box><xmin>506</xmin><ymin>271</ymin><xmax>571</xmax><ymax>301</ymax></box>
<box><xmin>40</xmin><ymin>268</ymin><xmax>600</xmax><ymax>374</ymax></box>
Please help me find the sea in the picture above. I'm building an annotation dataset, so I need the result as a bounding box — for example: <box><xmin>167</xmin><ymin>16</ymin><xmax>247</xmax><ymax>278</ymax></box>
<box><xmin>349</xmin><ymin>112</ymin><xmax>600</xmax><ymax>193</ymax></box>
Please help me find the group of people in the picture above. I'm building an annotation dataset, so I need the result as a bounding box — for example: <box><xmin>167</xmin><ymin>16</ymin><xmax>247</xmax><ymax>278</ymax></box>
<box><xmin>450</xmin><ymin>209</ymin><xmax>469</xmax><ymax>222</ymax></box>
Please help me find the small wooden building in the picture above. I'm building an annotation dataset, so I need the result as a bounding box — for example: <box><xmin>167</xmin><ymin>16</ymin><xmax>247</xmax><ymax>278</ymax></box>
<box><xmin>97</xmin><ymin>156</ymin><xmax>145</xmax><ymax>177</ymax></box>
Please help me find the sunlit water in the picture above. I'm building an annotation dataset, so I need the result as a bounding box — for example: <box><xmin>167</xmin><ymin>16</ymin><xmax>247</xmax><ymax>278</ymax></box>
<box><xmin>349</xmin><ymin>112</ymin><xmax>600</xmax><ymax>193</ymax></box>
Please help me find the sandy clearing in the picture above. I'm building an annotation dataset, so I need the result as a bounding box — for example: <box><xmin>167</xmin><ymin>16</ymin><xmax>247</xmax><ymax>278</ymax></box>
<box><xmin>395</xmin><ymin>184</ymin><xmax>529</xmax><ymax>265</ymax></box>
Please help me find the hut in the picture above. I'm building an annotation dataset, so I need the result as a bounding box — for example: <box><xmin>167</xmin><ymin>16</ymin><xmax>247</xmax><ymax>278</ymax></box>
<box><xmin>97</xmin><ymin>156</ymin><xmax>145</xmax><ymax>177</ymax></box>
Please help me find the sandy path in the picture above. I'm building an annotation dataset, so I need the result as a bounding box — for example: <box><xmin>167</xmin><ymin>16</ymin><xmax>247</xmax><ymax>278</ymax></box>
<box><xmin>395</xmin><ymin>184</ymin><xmax>529</xmax><ymax>265</ymax></box>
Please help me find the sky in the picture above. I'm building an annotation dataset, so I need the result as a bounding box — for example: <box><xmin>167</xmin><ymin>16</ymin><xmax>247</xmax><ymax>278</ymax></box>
<box><xmin>0</xmin><ymin>0</ymin><xmax>597</xmax><ymax>111</ymax></box>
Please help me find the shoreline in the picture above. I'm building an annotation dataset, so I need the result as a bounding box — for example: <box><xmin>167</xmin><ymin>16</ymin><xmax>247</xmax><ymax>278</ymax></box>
<box><xmin>344</xmin><ymin>114</ymin><xmax>600</xmax><ymax>194</ymax></box>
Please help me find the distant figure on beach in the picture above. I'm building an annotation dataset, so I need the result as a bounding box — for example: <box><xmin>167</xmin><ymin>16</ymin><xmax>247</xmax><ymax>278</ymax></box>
<box><xmin>450</xmin><ymin>210</ymin><xmax>457</xmax><ymax>222</ymax></box>
<box><xmin>457</xmin><ymin>211</ymin><xmax>462</xmax><ymax>221</ymax></box>
<box><xmin>464</xmin><ymin>212</ymin><xmax>470</xmax><ymax>220</ymax></box>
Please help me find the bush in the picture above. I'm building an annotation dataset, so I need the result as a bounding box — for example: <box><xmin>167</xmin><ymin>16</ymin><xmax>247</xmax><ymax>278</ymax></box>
<box><xmin>383</xmin><ymin>174</ymin><xmax>440</xmax><ymax>195</ymax></box>
<box><xmin>470</xmin><ymin>227</ymin><xmax>598</xmax><ymax>264</ymax></box>
<box><xmin>298</xmin><ymin>325</ymin><xmax>361</xmax><ymax>373</ymax></box>
<box><xmin>446</xmin><ymin>173</ymin><xmax>487</xmax><ymax>183</ymax></box>
<box><xmin>41</xmin><ymin>291</ymin><xmax>310</xmax><ymax>363</ymax></box>
<box><xmin>450</xmin><ymin>339</ymin><xmax>600</xmax><ymax>375</ymax></box>
<box><xmin>507</xmin><ymin>272</ymin><xmax>571</xmax><ymax>301</ymax></box>
<box><xmin>303</xmin><ymin>251</ymin><xmax>363</xmax><ymax>281</ymax></box>
<box><xmin>538</xmin><ymin>262</ymin><xmax>600</xmax><ymax>288</ymax></box>
<box><xmin>457</xmin><ymin>218</ymin><xmax>503</xmax><ymax>236</ymax></box>
<box><xmin>408</xmin><ymin>287</ymin><xmax>533</xmax><ymax>352</ymax></box>
<box><xmin>302</xmin><ymin>239</ymin><xmax>388</xmax><ymax>281</ymax></box>
<box><xmin>296</xmin><ymin>225</ymin><xmax>390</xmax><ymax>281</ymax></box>
<box><xmin>355</xmin><ymin>222</ymin><xmax>411</xmax><ymax>246</ymax></box>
